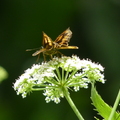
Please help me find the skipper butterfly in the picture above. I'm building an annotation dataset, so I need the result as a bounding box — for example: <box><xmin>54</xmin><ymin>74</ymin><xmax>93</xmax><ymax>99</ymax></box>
<box><xmin>26</xmin><ymin>28</ymin><xmax>78</xmax><ymax>61</ymax></box>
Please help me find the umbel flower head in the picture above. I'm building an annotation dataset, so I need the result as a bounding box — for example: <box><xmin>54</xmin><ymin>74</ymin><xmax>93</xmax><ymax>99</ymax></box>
<box><xmin>13</xmin><ymin>55</ymin><xmax>105</xmax><ymax>104</ymax></box>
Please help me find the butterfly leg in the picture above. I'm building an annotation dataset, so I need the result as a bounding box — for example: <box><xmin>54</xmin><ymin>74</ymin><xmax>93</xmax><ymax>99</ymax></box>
<box><xmin>36</xmin><ymin>54</ymin><xmax>40</xmax><ymax>62</ymax></box>
<box><xmin>43</xmin><ymin>53</ymin><xmax>46</xmax><ymax>61</ymax></box>
<box><xmin>50</xmin><ymin>54</ymin><xmax>53</xmax><ymax>59</ymax></box>
<box><xmin>56</xmin><ymin>51</ymin><xmax>65</xmax><ymax>57</ymax></box>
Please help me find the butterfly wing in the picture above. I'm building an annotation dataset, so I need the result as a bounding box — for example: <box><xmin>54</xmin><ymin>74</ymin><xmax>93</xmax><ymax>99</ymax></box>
<box><xmin>42</xmin><ymin>32</ymin><xmax>53</xmax><ymax>49</ymax></box>
<box><xmin>54</xmin><ymin>27</ymin><xmax>72</xmax><ymax>47</ymax></box>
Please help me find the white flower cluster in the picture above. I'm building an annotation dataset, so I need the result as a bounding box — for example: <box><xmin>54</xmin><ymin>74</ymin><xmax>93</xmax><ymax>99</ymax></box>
<box><xmin>13</xmin><ymin>55</ymin><xmax>105</xmax><ymax>103</ymax></box>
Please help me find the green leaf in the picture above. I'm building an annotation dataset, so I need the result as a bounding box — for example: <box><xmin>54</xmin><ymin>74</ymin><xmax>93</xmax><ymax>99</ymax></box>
<box><xmin>91</xmin><ymin>84</ymin><xmax>120</xmax><ymax>120</ymax></box>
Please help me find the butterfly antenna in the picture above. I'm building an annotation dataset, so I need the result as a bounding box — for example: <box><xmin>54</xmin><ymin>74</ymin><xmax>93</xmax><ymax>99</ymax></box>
<box><xmin>26</xmin><ymin>47</ymin><xmax>40</xmax><ymax>51</ymax></box>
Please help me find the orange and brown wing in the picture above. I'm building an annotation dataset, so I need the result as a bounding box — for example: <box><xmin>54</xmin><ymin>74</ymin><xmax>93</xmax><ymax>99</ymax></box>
<box><xmin>32</xmin><ymin>32</ymin><xmax>53</xmax><ymax>56</ymax></box>
<box><xmin>54</xmin><ymin>28</ymin><xmax>72</xmax><ymax>47</ymax></box>
<box><xmin>42</xmin><ymin>32</ymin><xmax>53</xmax><ymax>49</ymax></box>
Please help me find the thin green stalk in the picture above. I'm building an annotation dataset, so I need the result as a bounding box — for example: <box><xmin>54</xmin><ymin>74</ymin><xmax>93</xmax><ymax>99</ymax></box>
<box><xmin>63</xmin><ymin>87</ymin><xmax>84</xmax><ymax>120</ymax></box>
<box><xmin>62</xmin><ymin>67</ymin><xmax>64</xmax><ymax>83</ymax></box>
<box><xmin>108</xmin><ymin>89</ymin><xmax>120</xmax><ymax>120</ymax></box>
<box><xmin>56</xmin><ymin>67</ymin><xmax>61</xmax><ymax>80</ymax></box>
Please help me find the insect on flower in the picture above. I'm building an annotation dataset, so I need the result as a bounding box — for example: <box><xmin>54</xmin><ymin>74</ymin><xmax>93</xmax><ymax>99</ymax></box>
<box><xmin>26</xmin><ymin>28</ymin><xmax>79</xmax><ymax>61</ymax></box>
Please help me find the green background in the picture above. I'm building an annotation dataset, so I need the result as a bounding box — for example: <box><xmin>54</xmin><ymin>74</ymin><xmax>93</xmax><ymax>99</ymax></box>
<box><xmin>0</xmin><ymin>0</ymin><xmax>120</xmax><ymax>120</ymax></box>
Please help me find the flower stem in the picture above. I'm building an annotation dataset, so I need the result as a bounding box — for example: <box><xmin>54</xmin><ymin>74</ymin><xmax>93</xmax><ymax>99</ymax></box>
<box><xmin>63</xmin><ymin>87</ymin><xmax>84</xmax><ymax>120</ymax></box>
<box><xmin>108</xmin><ymin>89</ymin><xmax>120</xmax><ymax>120</ymax></box>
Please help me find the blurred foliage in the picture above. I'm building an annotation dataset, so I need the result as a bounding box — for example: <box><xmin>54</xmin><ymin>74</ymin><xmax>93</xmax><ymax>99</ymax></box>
<box><xmin>0</xmin><ymin>0</ymin><xmax>120</xmax><ymax>120</ymax></box>
<box><xmin>0</xmin><ymin>66</ymin><xmax>8</xmax><ymax>83</ymax></box>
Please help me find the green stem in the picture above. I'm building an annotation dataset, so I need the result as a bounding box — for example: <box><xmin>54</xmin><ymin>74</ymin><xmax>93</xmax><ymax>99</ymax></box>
<box><xmin>56</xmin><ymin>67</ymin><xmax>61</xmax><ymax>81</ymax></box>
<box><xmin>62</xmin><ymin>68</ymin><xmax>64</xmax><ymax>83</ymax></box>
<box><xmin>108</xmin><ymin>89</ymin><xmax>120</xmax><ymax>120</ymax></box>
<box><xmin>63</xmin><ymin>87</ymin><xmax>84</xmax><ymax>120</ymax></box>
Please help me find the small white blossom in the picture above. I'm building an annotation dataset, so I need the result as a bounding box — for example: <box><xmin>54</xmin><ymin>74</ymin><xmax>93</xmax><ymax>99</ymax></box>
<box><xmin>13</xmin><ymin>55</ymin><xmax>105</xmax><ymax>104</ymax></box>
<box><xmin>54</xmin><ymin>97</ymin><xmax>60</xmax><ymax>104</ymax></box>
<box><xmin>45</xmin><ymin>96</ymin><xmax>51</xmax><ymax>103</ymax></box>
